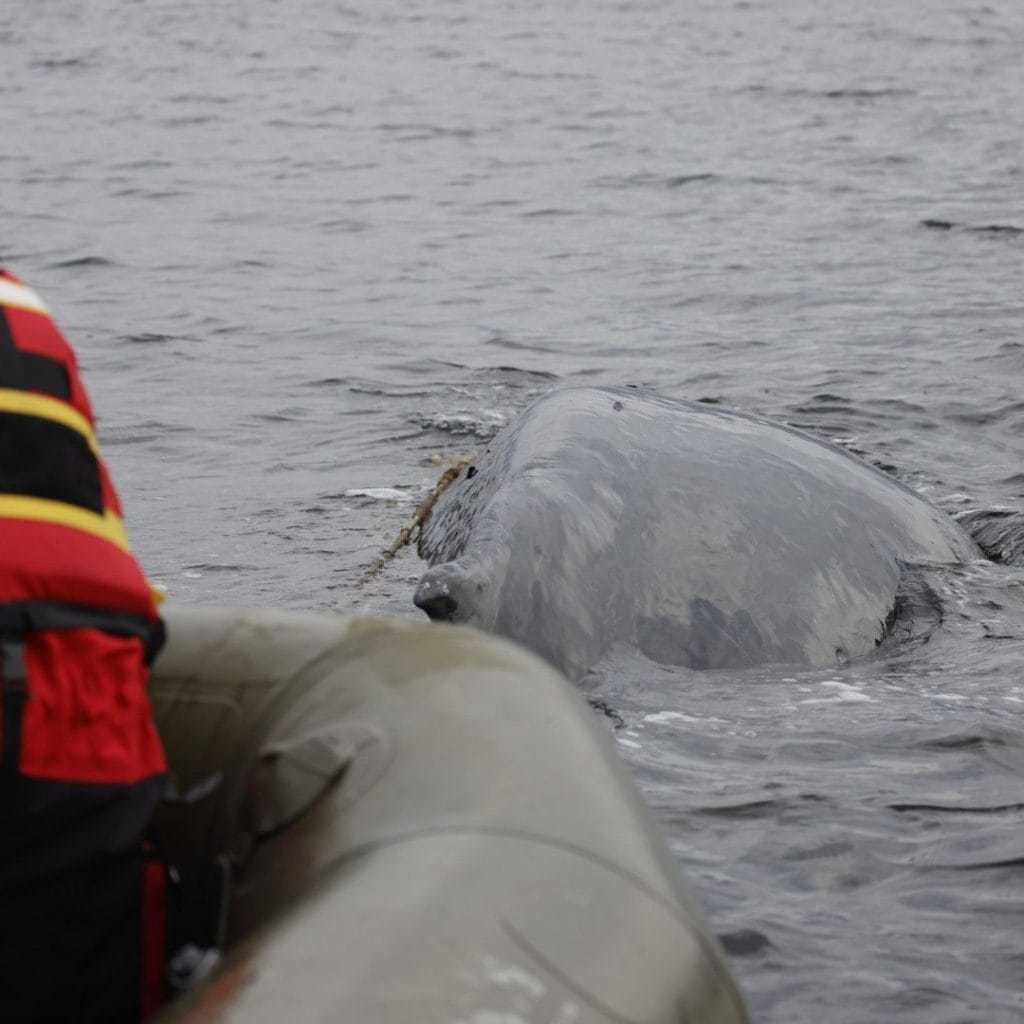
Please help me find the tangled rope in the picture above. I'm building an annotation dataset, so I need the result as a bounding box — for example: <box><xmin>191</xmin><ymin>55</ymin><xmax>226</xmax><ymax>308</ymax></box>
<box><xmin>360</xmin><ymin>459</ymin><xmax>470</xmax><ymax>582</ymax></box>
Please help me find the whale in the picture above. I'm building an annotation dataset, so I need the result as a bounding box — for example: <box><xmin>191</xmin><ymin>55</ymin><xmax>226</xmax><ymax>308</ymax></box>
<box><xmin>414</xmin><ymin>386</ymin><xmax>980</xmax><ymax>680</ymax></box>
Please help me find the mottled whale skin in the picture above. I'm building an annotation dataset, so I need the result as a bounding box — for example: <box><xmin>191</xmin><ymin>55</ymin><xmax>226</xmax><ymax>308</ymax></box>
<box><xmin>414</xmin><ymin>387</ymin><xmax>979</xmax><ymax>680</ymax></box>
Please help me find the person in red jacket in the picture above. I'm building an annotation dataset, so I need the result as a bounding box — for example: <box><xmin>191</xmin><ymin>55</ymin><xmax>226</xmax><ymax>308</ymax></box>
<box><xmin>0</xmin><ymin>269</ymin><xmax>168</xmax><ymax>1021</ymax></box>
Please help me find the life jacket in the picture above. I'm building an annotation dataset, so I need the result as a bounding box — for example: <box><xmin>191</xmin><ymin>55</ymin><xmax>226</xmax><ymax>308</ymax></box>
<box><xmin>0</xmin><ymin>269</ymin><xmax>166</xmax><ymax>784</ymax></box>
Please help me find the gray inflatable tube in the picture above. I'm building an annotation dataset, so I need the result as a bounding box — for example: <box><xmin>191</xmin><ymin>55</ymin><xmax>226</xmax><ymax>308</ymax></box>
<box><xmin>151</xmin><ymin>607</ymin><xmax>748</xmax><ymax>1023</ymax></box>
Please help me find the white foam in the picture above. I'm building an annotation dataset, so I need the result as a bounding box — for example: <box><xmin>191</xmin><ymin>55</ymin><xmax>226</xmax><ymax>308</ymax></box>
<box><xmin>343</xmin><ymin>487</ymin><xmax>414</xmax><ymax>501</ymax></box>
<box><xmin>799</xmin><ymin>680</ymin><xmax>874</xmax><ymax>705</ymax></box>
<box><xmin>643</xmin><ymin>710</ymin><xmax>731</xmax><ymax>726</ymax></box>
<box><xmin>644</xmin><ymin>711</ymin><xmax>699</xmax><ymax>725</ymax></box>
<box><xmin>422</xmin><ymin>410</ymin><xmax>507</xmax><ymax>438</ymax></box>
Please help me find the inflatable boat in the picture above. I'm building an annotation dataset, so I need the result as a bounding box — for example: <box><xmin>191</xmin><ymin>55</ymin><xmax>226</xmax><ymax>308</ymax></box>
<box><xmin>150</xmin><ymin>607</ymin><xmax>749</xmax><ymax>1023</ymax></box>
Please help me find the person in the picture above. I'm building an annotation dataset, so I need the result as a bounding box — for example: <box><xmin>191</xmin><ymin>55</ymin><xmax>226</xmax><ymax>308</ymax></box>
<box><xmin>0</xmin><ymin>269</ymin><xmax>168</xmax><ymax>1021</ymax></box>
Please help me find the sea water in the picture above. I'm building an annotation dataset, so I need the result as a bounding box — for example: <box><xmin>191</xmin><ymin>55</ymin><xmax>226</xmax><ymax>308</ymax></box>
<box><xmin>5</xmin><ymin>1</ymin><xmax>1024</xmax><ymax>1019</ymax></box>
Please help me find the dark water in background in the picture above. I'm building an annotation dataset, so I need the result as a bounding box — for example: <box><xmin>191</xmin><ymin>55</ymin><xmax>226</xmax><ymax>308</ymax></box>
<box><xmin>5</xmin><ymin>1</ymin><xmax>1024</xmax><ymax>1019</ymax></box>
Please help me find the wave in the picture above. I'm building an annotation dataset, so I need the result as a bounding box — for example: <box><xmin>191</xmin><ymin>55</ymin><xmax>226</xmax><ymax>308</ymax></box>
<box><xmin>921</xmin><ymin>218</ymin><xmax>1024</xmax><ymax>237</ymax></box>
<box><xmin>46</xmin><ymin>255</ymin><xmax>116</xmax><ymax>269</ymax></box>
<box><xmin>955</xmin><ymin>508</ymin><xmax>1024</xmax><ymax>565</ymax></box>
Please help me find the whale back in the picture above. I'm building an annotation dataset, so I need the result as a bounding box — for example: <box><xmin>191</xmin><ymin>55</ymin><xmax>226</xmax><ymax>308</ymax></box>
<box><xmin>417</xmin><ymin>387</ymin><xmax>978</xmax><ymax>678</ymax></box>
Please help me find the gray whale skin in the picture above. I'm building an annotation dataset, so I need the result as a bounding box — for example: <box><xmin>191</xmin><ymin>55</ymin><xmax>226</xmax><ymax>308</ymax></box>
<box><xmin>414</xmin><ymin>386</ymin><xmax>979</xmax><ymax>680</ymax></box>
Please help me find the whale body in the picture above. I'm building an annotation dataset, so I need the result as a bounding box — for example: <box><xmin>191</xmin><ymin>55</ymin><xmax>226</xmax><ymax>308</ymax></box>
<box><xmin>414</xmin><ymin>386</ymin><xmax>979</xmax><ymax>680</ymax></box>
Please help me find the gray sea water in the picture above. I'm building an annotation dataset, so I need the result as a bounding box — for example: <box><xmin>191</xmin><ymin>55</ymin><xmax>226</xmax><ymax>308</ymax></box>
<box><xmin>5</xmin><ymin>1</ymin><xmax>1024</xmax><ymax>1020</ymax></box>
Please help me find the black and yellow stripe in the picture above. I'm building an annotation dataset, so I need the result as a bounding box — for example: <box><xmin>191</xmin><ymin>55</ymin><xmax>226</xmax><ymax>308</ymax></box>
<box><xmin>0</xmin><ymin>388</ymin><xmax>98</xmax><ymax>453</ymax></box>
<box><xmin>0</xmin><ymin>412</ymin><xmax>101</xmax><ymax>513</ymax></box>
<box><xmin>0</xmin><ymin>307</ymin><xmax>71</xmax><ymax>401</ymax></box>
<box><xmin>0</xmin><ymin>392</ymin><xmax>128</xmax><ymax>552</ymax></box>
<box><xmin>0</xmin><ymin>300</ymin><xmax>136</xmax><ymax>557</ymax></box>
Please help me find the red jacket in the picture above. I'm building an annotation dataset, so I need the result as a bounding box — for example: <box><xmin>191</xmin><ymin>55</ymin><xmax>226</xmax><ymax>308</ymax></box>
<box><xmin>0</xmin><ymin>269</ymin><xmax>166</xmax><ymax>784</ymax></box>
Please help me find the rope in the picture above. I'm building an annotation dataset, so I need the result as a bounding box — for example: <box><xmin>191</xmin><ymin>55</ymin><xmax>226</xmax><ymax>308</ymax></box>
<box><xmin>360</xmin><ymin>459</ymin><xmax>470</xmax><ymax>582</ymax></box>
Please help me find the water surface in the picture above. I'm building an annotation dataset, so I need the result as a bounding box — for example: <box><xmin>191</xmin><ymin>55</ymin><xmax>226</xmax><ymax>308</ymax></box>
<box><xmin>5</xmin><ymin>2</ymin><xmax>1024</xmax><ymax>1019</ymax></box>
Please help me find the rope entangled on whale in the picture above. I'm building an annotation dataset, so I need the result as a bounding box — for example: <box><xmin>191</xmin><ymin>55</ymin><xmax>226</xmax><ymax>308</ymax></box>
<box><xmin>360</xmin><ymin>458</ymin><xmax>471</xmax><ymax>582</ymax></box>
